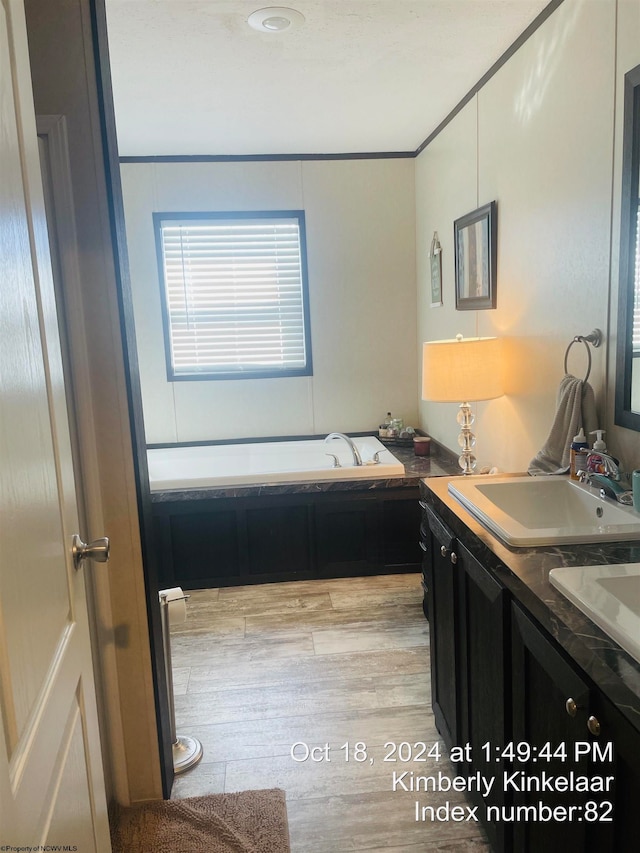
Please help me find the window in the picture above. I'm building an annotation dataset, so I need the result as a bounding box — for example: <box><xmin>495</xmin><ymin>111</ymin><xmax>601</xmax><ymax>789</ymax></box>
<box><xmin>154</xmin><ymin>211</ymin><xmax>312</xmax><ymax>380</ymax></box>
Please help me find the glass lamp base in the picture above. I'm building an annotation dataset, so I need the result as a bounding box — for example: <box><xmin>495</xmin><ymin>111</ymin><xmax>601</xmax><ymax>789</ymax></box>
<box><xmin>457</xmin><ymin>402</ymin><xmax>477</xmax><ymax>475</ymax></box>
<box><xmin>458</xmin><ymin>452</ymin><xmax>477</xmax><ymax>475</ymax></box>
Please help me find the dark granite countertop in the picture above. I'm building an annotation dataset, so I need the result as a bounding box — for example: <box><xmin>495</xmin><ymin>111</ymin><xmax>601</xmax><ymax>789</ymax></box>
<box><xmin>421</xmin><ymin>476</ymin><xmax>640</xmax><ymax>732</ymax></box>
<box><xmin>150</xmin><ymin>441</ymin><xmax>459</xmax><ymax>502</ymax></box>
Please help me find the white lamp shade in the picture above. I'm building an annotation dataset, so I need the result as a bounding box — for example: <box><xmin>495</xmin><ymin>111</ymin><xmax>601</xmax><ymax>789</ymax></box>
<box><xmin>422</xmin><ymin>336</ymin><xmax>504</xmax><ymax>402</ymax></box>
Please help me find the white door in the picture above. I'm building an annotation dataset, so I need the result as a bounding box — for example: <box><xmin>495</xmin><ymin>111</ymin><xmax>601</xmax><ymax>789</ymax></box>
<box><xmin>0</xmin><ymin>0</ymin><xmax>111</xmax><ymax>848</ymax></box>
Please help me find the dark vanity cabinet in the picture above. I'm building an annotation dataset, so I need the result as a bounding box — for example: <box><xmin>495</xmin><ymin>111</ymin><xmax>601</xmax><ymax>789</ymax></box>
<box><xmin>511</xmin><ymin>603</ymin><xmax>640</xmax><ymax>852</ymax></box>
<box><xmin>457</xmin><ymin>538</ymin><xmax>509</xmax><ymax>852</ymax></box>
<box><xmin>422</xmin><ymin>503</ymin><xmax>460</xmax><ymax>747</ymax></box>
<box><xmin>422</xmin><ymin>502</ymin><xmax>509</xmax><ymax>852</ymax></box>
<box><xmin>420</xmin><ymin>491</ymin><xmax>640</xmax><ymax>853</ymax></box>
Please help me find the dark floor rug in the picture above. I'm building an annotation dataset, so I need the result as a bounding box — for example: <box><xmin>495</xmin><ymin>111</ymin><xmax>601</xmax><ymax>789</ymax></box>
<box><xmin>110</xmin><ymin>789</ymin><xmax>290</xmax><ymax>853</ymax></box>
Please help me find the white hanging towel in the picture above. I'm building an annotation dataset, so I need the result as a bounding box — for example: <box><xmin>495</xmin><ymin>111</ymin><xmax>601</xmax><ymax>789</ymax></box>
<box><xmin>528</xmin><ymin>374</ymin><xmax>599</xmax><ymax>475</ymax></box>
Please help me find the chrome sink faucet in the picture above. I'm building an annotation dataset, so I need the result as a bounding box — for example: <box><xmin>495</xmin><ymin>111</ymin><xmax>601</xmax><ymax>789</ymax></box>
<box><xmin>579</xmin><ymin>453</ymin><xmax>633</xmax><ymax>504</ymax></box>
<box><xmin>585</xmin><ymin>451</ymin><xmax>621</xmax><ymax>480</ymax></box>
<box><xmin>324</xmin><ymin>433</ymin><xmax>363</xmax><ymax>466</ymax></box>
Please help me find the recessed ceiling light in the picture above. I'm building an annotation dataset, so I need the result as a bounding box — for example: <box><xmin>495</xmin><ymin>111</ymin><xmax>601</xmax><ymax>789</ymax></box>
<box><xmin>247</xmin><ymin>7</ymin><xmax>305</xmax><ymax>33</ymax></box>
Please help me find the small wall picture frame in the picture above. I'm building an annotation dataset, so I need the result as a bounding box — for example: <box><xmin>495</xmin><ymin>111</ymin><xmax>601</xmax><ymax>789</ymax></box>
<box><xmin>454</xmin><ymin>201</ymin><xmax>497</xmax><ymax>310</ymax></box>
<box><xmin>429</xmin><ymin>231</ymin><xmax>442</xmax><ymax>307</ymax></box>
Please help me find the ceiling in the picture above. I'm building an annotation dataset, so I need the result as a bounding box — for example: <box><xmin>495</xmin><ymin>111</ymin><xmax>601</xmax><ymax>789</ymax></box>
<box><xmin>105</xmin><ymin>1</ymin><xmax>551</xmax><ymax>157</ymax></box>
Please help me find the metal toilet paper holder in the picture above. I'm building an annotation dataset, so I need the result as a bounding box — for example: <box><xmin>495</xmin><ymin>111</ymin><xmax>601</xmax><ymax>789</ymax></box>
<box><xmin>159</xmin><ymin>590</ymin><xmax>204</xmax><ymax>774</ymax></box>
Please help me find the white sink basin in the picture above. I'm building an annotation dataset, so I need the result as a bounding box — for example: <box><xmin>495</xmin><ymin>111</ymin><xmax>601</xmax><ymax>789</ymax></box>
<box><xmin>549</xmin><ymin>564</ymin><xmax>640</xmax><ymax>663</ymax></box>
<box><xmin>448</xmin><ymin>475</ymin><xmax>640</xmax><ymax>546</ymax></box>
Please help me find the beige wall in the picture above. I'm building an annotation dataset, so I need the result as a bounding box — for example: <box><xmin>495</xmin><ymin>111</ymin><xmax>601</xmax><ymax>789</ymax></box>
<box><xmin>123</xmin><ymin>0</ymin><xmax>640</xmax><ymax>470</ymax></box>
<box><xmin>121</xmin><ymin>158</ymin><xmax>418</xmax><ymax>443</ymax></box>
<box><xmin>417</xmin><ymin>0</ymin><xmax>640</xmax><ymax>475</ymax></box>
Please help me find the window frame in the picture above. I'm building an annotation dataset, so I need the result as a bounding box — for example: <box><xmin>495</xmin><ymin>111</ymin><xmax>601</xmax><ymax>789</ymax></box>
<box><xmin>153</xmin><ymin>210</ymin><xmax>313</xmax><ymax>381</ymax></box>
<box><xmin>615</xmin><ymin>64</ymin><xmax>640</xmax><ymax>430</ymax></box>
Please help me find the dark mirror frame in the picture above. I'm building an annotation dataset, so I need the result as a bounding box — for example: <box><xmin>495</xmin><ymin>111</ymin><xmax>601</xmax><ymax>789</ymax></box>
<box><xmin>615</xmin><ymin>63</ymin><xmax>640</xmax><ymax>432</ymax></box>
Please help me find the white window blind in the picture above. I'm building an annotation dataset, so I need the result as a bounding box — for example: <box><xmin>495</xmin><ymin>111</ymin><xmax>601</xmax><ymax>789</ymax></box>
<box><xmin>157</xmin><ymin>214</ymin><xmax>311</xmax><ymax>378</ymax></box>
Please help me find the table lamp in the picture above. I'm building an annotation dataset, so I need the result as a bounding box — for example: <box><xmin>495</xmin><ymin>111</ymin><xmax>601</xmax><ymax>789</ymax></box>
<box><xmin>422</xmin><ymin>335</ymin><xmax>504</xmax><ymax>474</ymax></box>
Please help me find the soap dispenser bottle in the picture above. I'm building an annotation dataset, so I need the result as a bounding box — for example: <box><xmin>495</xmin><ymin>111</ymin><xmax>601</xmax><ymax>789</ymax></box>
<box><xmin>570</xmin><ymin>427</ymin><xmax>589</xmax><ymax>480</ymax></box>
<box><xmin>587</xmin><ymin>430</ymin><xmax>616</xmax><ymax>474</ymax></box>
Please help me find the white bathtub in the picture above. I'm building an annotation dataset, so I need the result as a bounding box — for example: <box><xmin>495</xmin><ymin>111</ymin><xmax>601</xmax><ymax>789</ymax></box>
<box><xmin>147</xmin><ymin>436</ymin><xmax>405</xmax><ymax>491</ymax></box>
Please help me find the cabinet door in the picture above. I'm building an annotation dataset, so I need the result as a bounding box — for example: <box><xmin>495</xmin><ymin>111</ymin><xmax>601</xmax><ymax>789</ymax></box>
<box><xmin>511</xmin><ymin>603</ymin><xmax>599</xmax><ymax>852</ymax></box>
<box><xmin>246</xmin><ymin>504</ymin><xmax>313</xmax><ymax>578</ymax></box>
<box><xmin>315</xmin><ymin>497</ymin><xmax>380</xmax><ymax>577</ymax></box>
<box><xmin>588</xmin><ymin>686</ymin><xmax>640</xmax><ymax>850</ymax></box>
<box><xmin>381</xmin><ymin>496</ymin><xmax>422</xmax><ymax>570</ymax></box>
<box><xmin>166</xmin><ymin>508</ymin><xmax>241</xmax><ymax>587</ymax></box>
<box><xmin>425</xmin><ymin>505</ymin><xmax>460</xmax><ymax>749</ymax></box>
<box><xmin>458</xmin><ymin>542</ymin><xmax>508</xmax><ymax>853</ymax></box>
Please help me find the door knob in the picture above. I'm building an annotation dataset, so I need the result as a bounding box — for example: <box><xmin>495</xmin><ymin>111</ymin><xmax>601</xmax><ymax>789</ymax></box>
<box><xmin>72</xmin><ymin>534</ymin><xmax>110</xmax><ymax>570</ymax></box>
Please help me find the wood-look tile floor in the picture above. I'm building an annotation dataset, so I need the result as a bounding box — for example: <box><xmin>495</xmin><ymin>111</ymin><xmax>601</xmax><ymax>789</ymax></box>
<box><xmin>170</xmin><ymin>574</ymin><xmax>490</xmax><ymax>851</ymax></box>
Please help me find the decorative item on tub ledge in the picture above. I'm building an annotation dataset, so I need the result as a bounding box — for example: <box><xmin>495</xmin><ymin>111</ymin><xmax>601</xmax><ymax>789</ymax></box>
<box><xmin>454</xmin><ymin>201</ymin><xmax>497</xmax><ymax>310</ymax></box>
<box><xmin>422</xmin><ymin>335</ymin><xmax>504</xmax><ymax>475</ymax></box>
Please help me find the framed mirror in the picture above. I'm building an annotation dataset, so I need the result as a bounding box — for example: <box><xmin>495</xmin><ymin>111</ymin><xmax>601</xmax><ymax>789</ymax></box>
<box><xmin>615</xmin><ymin>63</ymin><xmax>640</xmax><ymax>431</ymax></box>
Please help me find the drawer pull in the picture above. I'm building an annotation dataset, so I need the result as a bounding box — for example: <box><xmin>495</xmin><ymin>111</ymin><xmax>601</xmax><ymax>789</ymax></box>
<box><xmin>587</xmin><ymin>716</ymin><xmax>601</xmax><ymax>737</ymax></box>
<box><xmin>419</xmin><ymin>540</ymin><xmax>427</xmax><ymax>552</ymax></box>
<box><xmin>566</xmin><ymin>698</ymin><xmax>579</xmax><ymax>717</ymax></box>
<box><xmin>440</xmin><ymin>544</ymin><xmax>458</xmax><ymax>564</ymax></box>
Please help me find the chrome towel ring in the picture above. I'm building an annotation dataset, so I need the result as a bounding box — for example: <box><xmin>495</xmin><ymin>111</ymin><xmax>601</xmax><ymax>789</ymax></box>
<box><xmin>563</xmin><ymin>329</ymin><xmax>602</xmax><ymax>383</ymax></box>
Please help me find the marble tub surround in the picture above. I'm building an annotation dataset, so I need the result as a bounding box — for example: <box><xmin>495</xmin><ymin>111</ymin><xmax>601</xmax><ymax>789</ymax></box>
<box><xmin>151</xmin><ymin>436</ymin><xmax>458</xmax><ymax>502</ymax></box>
<box><xmin>393</xmin><ymin>441</ymin><xmax>458</xmax><ymax>479</ymax></box>
<box><xmin>421</xmin><ymin>477</ymin><xmax>640</xmax><ymax>730</ymax></box>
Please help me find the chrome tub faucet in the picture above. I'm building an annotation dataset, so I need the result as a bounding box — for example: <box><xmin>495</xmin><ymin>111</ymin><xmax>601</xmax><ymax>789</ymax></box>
<box><xmin>324</xmin><ymin>433</ymin><xmax>363</xmax><ymax>466</ymax></box>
